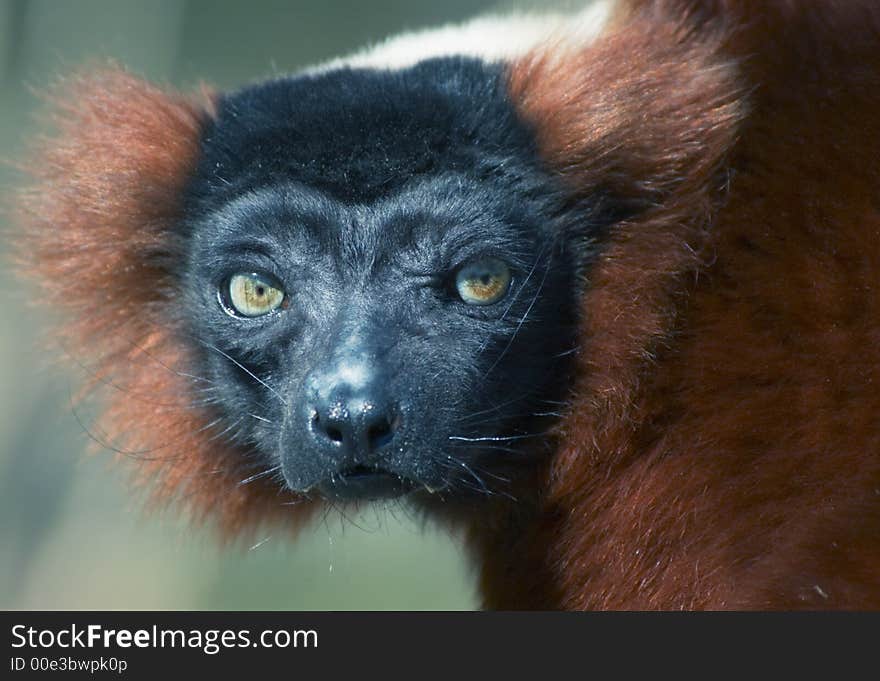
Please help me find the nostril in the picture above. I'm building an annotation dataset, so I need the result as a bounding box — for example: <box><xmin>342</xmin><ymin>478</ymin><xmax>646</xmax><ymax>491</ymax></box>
<box><xmin>312</xmin><ymin>412</ymin><xmax>345</xmax><ymax>446</ymax></box>
<box><xmin>368</xmin><ymin>417</ymin><xmax>395</xmax><ymax>450</ymax></box>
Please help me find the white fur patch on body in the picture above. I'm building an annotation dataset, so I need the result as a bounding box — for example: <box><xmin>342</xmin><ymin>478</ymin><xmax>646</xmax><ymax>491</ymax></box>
<box><xmin>307</xmin><ymin>1</ymin><xmax>615</xmax><ymax>74</ymax></box>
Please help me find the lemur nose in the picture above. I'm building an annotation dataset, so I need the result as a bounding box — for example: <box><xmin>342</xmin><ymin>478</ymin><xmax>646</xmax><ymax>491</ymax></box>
<box><xmin>307</xmin><ymin>362</ymin><xmax>399</xmax><ymax>459</ymax></box>
<box><xmin>310</xmin><ymin>398</ymin><xmax>398</xmax><ymax>454</ymax></box>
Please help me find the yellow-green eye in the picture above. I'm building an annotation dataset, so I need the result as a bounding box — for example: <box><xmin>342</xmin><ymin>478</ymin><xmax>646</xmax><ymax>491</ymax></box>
<box><xmin>226</xmin><ymin>273</ymin><xmax>285</xmax><ymax>317</ymax></box>
<box><xmin>455</xmin><ymin>258</ymin><xmax>512</xmax><ymax>306</ymax></box>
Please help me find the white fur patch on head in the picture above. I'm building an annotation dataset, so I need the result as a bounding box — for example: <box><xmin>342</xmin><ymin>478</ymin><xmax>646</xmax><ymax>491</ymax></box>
<box><xmin>307</xmin><ymin>1</ymin><xmax>615</xmax><ymax>74</ymax></box>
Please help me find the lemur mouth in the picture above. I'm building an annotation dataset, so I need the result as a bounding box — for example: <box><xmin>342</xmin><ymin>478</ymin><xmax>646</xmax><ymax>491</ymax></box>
<box><xmin>319</xmin><ymin>465</ymin><xmax>414</xmax><ymax>501</ymax></box>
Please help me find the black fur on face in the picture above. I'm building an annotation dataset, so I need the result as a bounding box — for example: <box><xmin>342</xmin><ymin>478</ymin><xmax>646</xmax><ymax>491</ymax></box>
<box><xmin>177</xmin><ymin>57</ymin><xmax>606</xmax><ymax>503</ymax></box>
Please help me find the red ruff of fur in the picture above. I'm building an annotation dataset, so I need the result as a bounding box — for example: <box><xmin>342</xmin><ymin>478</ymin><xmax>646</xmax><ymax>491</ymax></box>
<box><xmin>13</xmin><ymin>0</ymin><xmax>880</xmax><ymax>608</ymax></box>
<box><xmin>14</xmin><ymin>70</ymin><xmax>312</xmax><ymax>534</ymax></box>
<box><xmin>493</xmin><ymin>0</ymin><xmax>880</xmax><ymax>609</ymax></box>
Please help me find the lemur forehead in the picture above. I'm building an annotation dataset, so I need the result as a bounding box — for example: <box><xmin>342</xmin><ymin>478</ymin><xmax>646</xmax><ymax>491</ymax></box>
<box><xmin>196</xmin><ymin>176</ymin><xmax>521</xmax><ymax>246</ymax></box>
<box><xmin>195</xmin><ymin>57</ymin><xmax>546</xmax><ymax>207</ymax></box>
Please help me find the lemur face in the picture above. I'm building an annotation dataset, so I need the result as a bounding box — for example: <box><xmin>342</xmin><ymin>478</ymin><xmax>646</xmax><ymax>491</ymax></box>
<box><xmin>181</xmin><ymin>59</ymin><xmax>589</xmax><ymax>502</ymax></box>
<box><xmin>14</xmin><ymin>2</ymin><xmax>740</xmax><ymax>529</ymax></box>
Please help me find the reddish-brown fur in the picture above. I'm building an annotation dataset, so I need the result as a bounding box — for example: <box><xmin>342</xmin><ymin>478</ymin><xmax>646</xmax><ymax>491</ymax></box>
<box><xmin>13</xmin><ymin>1</ymin><xmax>880</xmax><ymax>608</ymax></box>
<box><xmin>14</xmin><ymin>69</ymin><xmax>313</xmax><ymax>534</ymax></box>
<box><xmin>483</xmin><ymin>0</ymin><xmax>880</xmax><ymax>608</ymax></box>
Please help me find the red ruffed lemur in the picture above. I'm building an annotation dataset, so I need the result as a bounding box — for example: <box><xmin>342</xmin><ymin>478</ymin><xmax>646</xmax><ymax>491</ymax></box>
<box><xmin>10</xmin><ymin>0</ymin><xmax>880</xmax><ymax>609</ymax></box>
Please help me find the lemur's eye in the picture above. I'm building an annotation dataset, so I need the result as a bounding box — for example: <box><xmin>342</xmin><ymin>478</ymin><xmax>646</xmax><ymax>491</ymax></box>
<box><xmin>455</xmin><ymin>257</ymin><xmax>512</xmax><ymax>306</ymax></box>
<box><xmin>223</xmin><ymin>273</ymin><xmax>286</xmax><ymax>317</ymax></box>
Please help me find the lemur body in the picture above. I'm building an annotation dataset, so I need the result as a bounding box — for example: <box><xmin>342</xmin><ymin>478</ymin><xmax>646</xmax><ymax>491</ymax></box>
<box><xmin>14</xmin><ymin>1</ymin><xmax>880</xmax><ymax>609</ymax></box>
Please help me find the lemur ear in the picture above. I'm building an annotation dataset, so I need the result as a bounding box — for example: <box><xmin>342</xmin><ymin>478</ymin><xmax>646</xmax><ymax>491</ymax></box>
<box><xmin>508</xmin><ymin>7</ymin><xmax>743</xmax><ymax>213</ymax></box>
<box><xmin>16</xmin><ymin>67</ymin><xmax>209</xmax><ymax>352</ymax></box>
<box><xmin>14</xmin><ymin>67</ymin><xmax>314</xmax><ymax>535</ymax></box>
<box><xmin>507</xmin><ymin>8</ymin><xmax>744</xmax><ymax>421</ymax></box>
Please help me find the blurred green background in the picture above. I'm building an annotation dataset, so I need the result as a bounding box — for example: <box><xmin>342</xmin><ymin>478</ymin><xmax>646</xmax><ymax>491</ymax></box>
<box><xmin>0</xmin><ymin>0</ymin><xmax>578</xmax><ymax>611</ymax></box>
